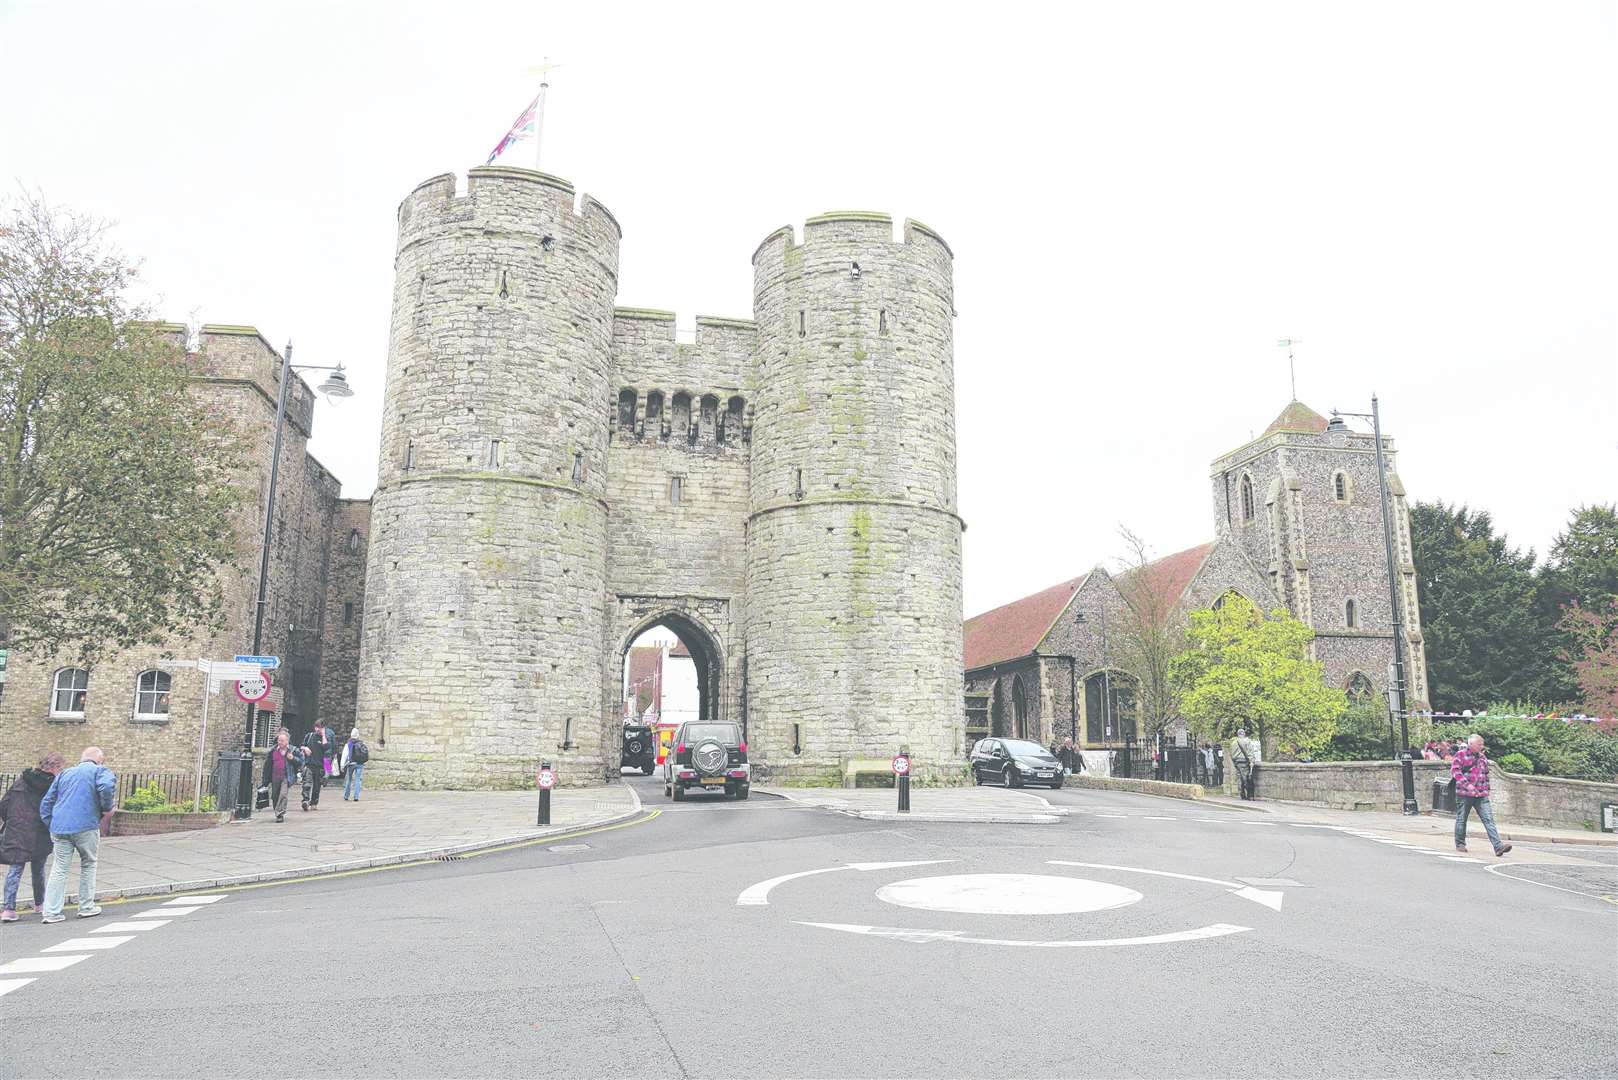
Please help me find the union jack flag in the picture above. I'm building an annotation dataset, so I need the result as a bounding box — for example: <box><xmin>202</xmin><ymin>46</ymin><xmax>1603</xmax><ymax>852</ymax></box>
<box><xmin>486</xmin><ymin>95</ymin><xmax>539</xmax><ymax>164</ymax></box>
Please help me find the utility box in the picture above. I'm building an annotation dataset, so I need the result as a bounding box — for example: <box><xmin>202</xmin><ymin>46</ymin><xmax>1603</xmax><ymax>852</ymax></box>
<box><xmin>215</xmin><ymin>750</ymin><xmax>254</xmax><ymax>818</ymax></box>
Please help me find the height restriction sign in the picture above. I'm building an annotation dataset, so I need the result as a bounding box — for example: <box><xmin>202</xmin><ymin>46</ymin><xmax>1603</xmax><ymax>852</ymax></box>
<box><xmin>235</xmin><ymin>670</ymin><xmax>272</xmax><ymax>704</ymax></box>
<box><xmin>892</xmin><ymin>754</ymin><xmax>911</xmax><ymax>776</ymax></box>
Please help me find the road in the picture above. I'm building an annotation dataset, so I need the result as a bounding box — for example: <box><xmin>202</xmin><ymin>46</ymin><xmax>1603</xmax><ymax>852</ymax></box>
<box><xmin>2</xmin><ymin>774</ymin><xmax>1614</xmax><ymax>1079</ymax></box>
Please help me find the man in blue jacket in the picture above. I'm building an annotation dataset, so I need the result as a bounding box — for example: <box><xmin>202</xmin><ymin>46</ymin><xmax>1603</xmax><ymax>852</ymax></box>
<box><xmin>39</xmin><ymin>746</ymin><xmax>118</xmax><ymax>923</ymax></box>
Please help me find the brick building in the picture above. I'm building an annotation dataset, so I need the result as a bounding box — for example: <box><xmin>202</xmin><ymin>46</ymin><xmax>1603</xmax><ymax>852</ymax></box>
<box><xmin>963</xmin><ymin>400</ymin><xmax>1430</xmax><ymax>754</ymax></box>
<box><xmin>0</xmin><ymin>326</ymin><xmax>368</xmax><ymax>780</ymax></box>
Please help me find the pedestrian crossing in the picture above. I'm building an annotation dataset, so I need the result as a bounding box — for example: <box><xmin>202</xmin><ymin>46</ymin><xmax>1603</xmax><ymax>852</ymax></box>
<box><xmin>0</xmin><ymin>893</ymin><xmax>226</xmax><ymax>998</ymax></box>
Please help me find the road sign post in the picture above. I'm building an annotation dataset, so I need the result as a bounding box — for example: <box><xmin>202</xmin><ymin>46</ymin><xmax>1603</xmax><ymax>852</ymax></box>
<box><xmin>537</xmin><ymin>760</ymin><xmax>555</xmax><ymax>825</ymax></box>
<box><xmin>894</xmin><ymin>748</ymin><xmax>911</xmax><ymax>813</ymax></box>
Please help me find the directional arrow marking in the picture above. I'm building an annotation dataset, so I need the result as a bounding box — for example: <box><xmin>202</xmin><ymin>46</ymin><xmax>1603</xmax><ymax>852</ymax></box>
<box><xmin>796</xmin><ymin>921</ymin><xmax>1252</xmax><ymax>947</ymax></box>
<box><xmin>736</xmin><ymin>860</ymin><xmax>955</xmax><ymax>906</ymax></box>
<box><xmin>1048</xmin><ymin>861</ymin><xmax>1285</xmax><ymax>912</ymax></box>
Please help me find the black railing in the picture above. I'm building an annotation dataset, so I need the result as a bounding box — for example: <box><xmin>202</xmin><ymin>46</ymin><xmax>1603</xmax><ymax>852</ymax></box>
<box><xmin>0</xmin><ymin>770</ymin><xmax>214</xmax><ymax>805</ymax></box>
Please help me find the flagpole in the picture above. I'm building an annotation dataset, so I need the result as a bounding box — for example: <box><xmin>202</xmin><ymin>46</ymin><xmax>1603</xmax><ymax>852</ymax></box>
<box><xmin>534</xmin><ymin>70</ymin><xmax>549</xmax><ymax>169</ymax></box>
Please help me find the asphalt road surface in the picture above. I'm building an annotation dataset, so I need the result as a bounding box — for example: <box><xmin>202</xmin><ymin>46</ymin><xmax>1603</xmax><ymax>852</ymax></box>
<box><xmin>3</xmin><ymin>776</ymin><xmax>1614</xmax><ymax>1079</ymax></box>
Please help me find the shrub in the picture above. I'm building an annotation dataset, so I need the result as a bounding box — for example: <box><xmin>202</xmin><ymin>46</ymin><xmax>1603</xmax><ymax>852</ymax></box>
<box><xmin>1499</xmin><ymin>752</ymin><xmax>1533</xmax><ymax>774</ymax></box>
<box><xmin>119</xmin><ymin>781</ymin><xmax>215</xmax><ymax>814</ymax></box>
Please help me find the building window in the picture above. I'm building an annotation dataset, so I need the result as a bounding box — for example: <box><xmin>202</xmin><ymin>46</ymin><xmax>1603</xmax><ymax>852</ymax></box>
<box><xmin>1346</xmin><ymin>671</ymin><xmax>1374</xmax><ymax>704</ymax></box>
<box><xmin>344</xmin><ymin>602</ymin><xmax>355</xmax><ymax>626</ymax></box>
<box><xmin>617</xmin><ymin>388</ymin><xmax>637</xmax><ymax>431</ymax></box>
<box><xmin>669</xmin><ymin>475</ymin><xmax>684</xmax><ymax>505</ymax></box>
<box><xmin>1345</xmin><ymin>599</ymin><xmax>1357</xmax><ymax>628</ymax></box>
<box><xmin>1240</xmin><ymin>474</ymin><xmax>1255</xmax><ymax>523</ymax></box>
<box><xmin>1084</xmin><ymin>671</ymin><xmax>1137</xmax><ymax>744</ymax></box>
<box><xmin>134</xmin><ymin>669</ymin><xmax>171</xmax><ymax>719</ymax></box>
<box><xmin>1333</xmin><ymin>471</ymin><xmax>1351</xmax><ymax>503</ymax></box>
<box><xmin>51</xmin><ymin>667</ymin><xmax>89</xmax><ymax>717</ymax></box>
<box><xmin>404</xmin><ymin>440</ymin><xmax>415</xmax><ymax>471</ymax></box>
<box><xmin>346</xmin><ymin>529</ymin><xmax>362</xmax><ymax>554</ymax></box>
<box><xmin>793</xmin><ymin>467</ymin><xmax>805</xmax><ymax>500</ymax></box>
<box><xmin>571</xmin><ymin>453</ymin><xmax>584</xmax><ymax>482</ymax></box>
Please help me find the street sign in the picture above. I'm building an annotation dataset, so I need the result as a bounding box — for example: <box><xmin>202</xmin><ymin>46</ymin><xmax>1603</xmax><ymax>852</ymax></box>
<box><xmin>235</xmin><ymin>654</ymin><xmax>281</xmax><ymax>670</ymax></box>
<box><xmin>235</xmin><ymin>671</ymin><xmax>272</xmax><ymax>704</ymax></box>
<box><xmin>537</xmin><ymin>767</ymin><xmax>556</xmax><ymax>790</ymax></box>
<box><xmin>892</xmin><ymin>754</ymin><xmax>911</xmax><ymax>777</ymax></box>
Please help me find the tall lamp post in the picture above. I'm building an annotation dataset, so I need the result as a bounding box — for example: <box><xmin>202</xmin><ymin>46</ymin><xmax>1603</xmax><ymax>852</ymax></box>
<box><xmin>233</xmin><ymin>343</ymin><xmax>356</xmax><ymax>819</ymax></box>
<box><xmin>1330</xmin><ymin>395</ymin><xmax>1419</xmax><ymax>816</ymax></box>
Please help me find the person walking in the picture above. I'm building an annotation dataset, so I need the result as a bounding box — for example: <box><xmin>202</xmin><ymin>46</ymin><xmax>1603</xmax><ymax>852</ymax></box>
<box><xmin>1</xmin><ymin>752</ymin><xmax>65</xmax><ymax>921</ymax></box>
<box><xmin>1231</xmin><ymin>728</ymin><xmax>1260</xmax><ymax>800</ymax></box>
<box><xmin>39</xmin><ymin>747</ymin><xmax>117</xmax><ymax>923</ymax></box>
<box><xmin>321</xmin><ymin>721</ymin><xmax>340</xmax><ymax>781</ymax></box>
<box><xmin>301</xmin><ymin>723</ymin><xmax>333</xmax><ymax>810</ymax></box>
<box><xmin>1200</xmin><ymin>742</ymin><xmax>1215</xmax><ymax>786</ymax></box>
<box><xmin>1058</xmin><ymin>736</ymin><xmax>1076</xmax><ymax>775</ymax></box>
<box><xmin>261</xmin><ymin>730</ymin><xmax>300</xmax><ymax>823</ymax></box>
<box><xmin>340</xmin><ymin>728</ymin><xmax>369</xmax><ymax>802</ymax></box>
<box><xmin>1451</xmin><ymin>734</ymin><xmax>1513</xmax><ymax>857</ymax></box>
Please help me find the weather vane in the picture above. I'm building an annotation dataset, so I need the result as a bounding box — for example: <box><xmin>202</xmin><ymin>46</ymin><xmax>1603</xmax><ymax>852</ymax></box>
<box><xmin>1277</xmin><ymin>338</ymin><xmax>1301</xmax><ymax>401</ymax></box>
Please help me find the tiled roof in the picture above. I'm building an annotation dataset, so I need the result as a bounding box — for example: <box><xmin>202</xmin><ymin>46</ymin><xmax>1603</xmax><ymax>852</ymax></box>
<box><xmin>964</xmin><ymin>573</ymin><xmax>1088</xmax><ymax>671</ymax></box>
<box><xmin>1263</xmin><ymin>400</ymin><xmax>1329</xmax><ymax>436</ymax></box>
<box><xmin>669</xmin><ymin>640</ymin><xmax>692</xmax><ymax>658</ymax></box>
<box><xmin>1120</xmin><ymin>542</ymin><xmax>1216</xmax><ymax>611</ymax></box>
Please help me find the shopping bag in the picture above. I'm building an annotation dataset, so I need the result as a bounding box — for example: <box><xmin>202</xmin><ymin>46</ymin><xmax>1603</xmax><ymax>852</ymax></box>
<box><xmin>255</xmin><ymin>785</ymin><xmax>270</xmax><ymax>810</ymax></box>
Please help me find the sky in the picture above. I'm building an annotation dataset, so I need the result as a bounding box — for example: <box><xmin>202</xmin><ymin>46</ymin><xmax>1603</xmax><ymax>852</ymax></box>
<box><xmin>2</xmin><ymin>0</ymin><xmax>1613</xmax><ymax>617</ymax></box>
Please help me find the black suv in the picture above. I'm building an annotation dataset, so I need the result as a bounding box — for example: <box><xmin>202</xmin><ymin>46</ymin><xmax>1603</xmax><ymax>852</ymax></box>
<box><xmin>621</xmin><ymin>722</ymin><xmax>656</xmax><ymax>774</ymax></box>
<box><xmin>663</xmin><ymin>721</ymin><xmax>750</xmax><ymax>800</ymax></box>
<box><xmin>969</xmin><ymin>738</ymin><xmax>1064</xmax><ymax>789</ymax></box>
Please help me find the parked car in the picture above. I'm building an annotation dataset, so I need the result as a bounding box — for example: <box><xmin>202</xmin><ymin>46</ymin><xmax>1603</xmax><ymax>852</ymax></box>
<box><xmin>969</xmin><ymin>738</ymin><xmax>1064</xmax><ymax>788</ymax></box>
<box><xmin>663</xmin><ymin>721</ymin><xmax>750</xmax><ymax>800</ymax></box>
<box><xmin>621</xmin><ymin>722</ymin><xmax>656</xmax><ymax>774</ymax></box>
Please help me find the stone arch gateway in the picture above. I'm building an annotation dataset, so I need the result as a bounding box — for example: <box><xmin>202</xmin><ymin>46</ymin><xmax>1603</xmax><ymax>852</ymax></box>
<box><xmin>354</xmin><ymin>168</ymin><xmax>965</xmax><ymax>788</ymax></box>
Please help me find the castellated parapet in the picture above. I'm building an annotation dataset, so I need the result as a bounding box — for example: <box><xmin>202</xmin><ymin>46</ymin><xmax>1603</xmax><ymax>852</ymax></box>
<box><xmin>356</xmin><ymin>169</ymin><xmax>963</xmax><ymax>788</ymax></box>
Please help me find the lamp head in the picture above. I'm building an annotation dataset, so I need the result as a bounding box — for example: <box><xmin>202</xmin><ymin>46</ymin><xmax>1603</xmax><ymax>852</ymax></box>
<box><xmin>317</xmin><ymin>367</ymin><xmax>355</xmax><ymax>400</ymax></box>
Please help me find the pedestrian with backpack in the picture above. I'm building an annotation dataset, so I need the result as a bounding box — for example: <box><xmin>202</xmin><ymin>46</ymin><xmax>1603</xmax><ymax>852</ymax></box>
<box><xmin>341</xmin><ymin>728</ymin><xmax>370</xmax><ymax>802</ymax></box>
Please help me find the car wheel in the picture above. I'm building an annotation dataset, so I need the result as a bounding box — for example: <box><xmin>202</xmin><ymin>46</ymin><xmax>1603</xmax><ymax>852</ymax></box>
<box><xmin>737</xmin><ymin>785</ymin><xmax>750</xmax><ymax>801</ymax></box>
<box><xmin>672</xmin><ymin>785</ymin><xmax>685</xmax><ymax>802</ymax></box>
<box><xmin>642</xmin><ymin>763</ymin><xmax>654</xmax><ymax>775</ymax></box>
<box><xmin>1004</xmin><ymin>766</ymin><xmax>1021</xmax><ymax>788</ymax></box>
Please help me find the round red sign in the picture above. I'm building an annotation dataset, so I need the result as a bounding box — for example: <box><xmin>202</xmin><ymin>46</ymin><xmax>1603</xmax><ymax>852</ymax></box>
<box><xmin>235</xmin><ymin>670</ymin><xmax>272</xmax><ymax>704</ymax></box>
<box><xmin>892</xmin><ymin>754</ymin><xmax>911</xmax><ymax>776</ymax></box>
<box><xmin>537</xmin><ymin>768</ymin><xmax>556</xmax><ymax>790</ymax></box>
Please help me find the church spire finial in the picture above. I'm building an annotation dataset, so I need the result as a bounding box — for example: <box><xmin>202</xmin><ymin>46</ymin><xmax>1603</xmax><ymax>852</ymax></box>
<box><xmin>1277</xmin><ymin>338</ymin><xmax>1301</xmax><ymax>400</ymax></box>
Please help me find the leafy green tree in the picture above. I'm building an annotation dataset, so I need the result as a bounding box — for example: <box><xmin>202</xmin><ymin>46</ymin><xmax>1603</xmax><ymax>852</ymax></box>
<box><xmin>1409</xmin><ymin>501</ymin><xmax>1560</xmax><ymax>709</ymax></box>
<box><xmin>0</xmin><ymin>194</ymin><xmax>238</xmax><ymax>662</ymax></box>
<box><xmin>1170</xmin><ymin>595</ymin><xmax>1347</xmax><ymax>759</ymax></box>
<box><xmin>1539</xmin><ymin>505</ymin><xmax>1618</xmax><ymax>614</ymax></box>
<box><xmin>1313</xmin><ymin>700</ymin><xmax>1394</xmax><ymax>761</ymax></box>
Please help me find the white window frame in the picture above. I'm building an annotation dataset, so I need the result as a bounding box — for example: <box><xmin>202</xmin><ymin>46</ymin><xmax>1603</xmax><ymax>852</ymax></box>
<box><xmin>134</xmin><ymin>668</ymin><xmax>172</xmax><ymax>720</ymax></box>
<box><xmin>51</xmin><ymin>667</ymin><xmax>89</xmax><ymax>718</ymax></box>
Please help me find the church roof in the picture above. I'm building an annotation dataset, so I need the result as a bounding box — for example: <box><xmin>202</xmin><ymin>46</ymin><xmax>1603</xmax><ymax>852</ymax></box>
<box><xmin>1263</xmin><ymin>400</ymin><xmax>1330</xmax><ymax>436</ymax></box>
<box><xmin>1120</xmin><ymin>541</ymin><xmax>1217</xmax><ymax>611</ymax></box>
<box><xmin>964</xmin><ymin>573</ymin><xmax>1089</xmax><ymax>671</ymax></box>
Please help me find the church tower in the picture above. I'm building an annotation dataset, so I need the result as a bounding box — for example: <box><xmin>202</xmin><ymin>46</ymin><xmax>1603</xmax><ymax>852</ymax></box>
<box><xmin>1209</xmin><ymin>400</ymin><xmax>1429</xmax><ymax>710</ymax></box>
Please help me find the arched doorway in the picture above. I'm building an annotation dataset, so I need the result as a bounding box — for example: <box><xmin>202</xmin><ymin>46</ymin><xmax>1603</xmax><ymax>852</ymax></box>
<box><xmin>619</xmin><ymin>611</ymin><xmax>723</xmax><ymax>732</ymax></box>
<box><xmin>1011</xmin><ymin>676</ymin><xmax>1029</xmax><ymax>740</ymax></box>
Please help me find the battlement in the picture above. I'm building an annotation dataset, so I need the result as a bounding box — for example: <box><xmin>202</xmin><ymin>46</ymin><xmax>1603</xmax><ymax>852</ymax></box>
<box><xmin>752</xmin><ymin>212</ymin><xmax>953</xmax><ymax>268</ymax></box>
<box><xmin>396</xmin><ymin>166</ymin><xmax>621</xmax><ymax>253</ymax></box>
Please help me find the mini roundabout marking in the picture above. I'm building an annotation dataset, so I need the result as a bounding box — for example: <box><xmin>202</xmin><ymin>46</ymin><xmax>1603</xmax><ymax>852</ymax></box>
<box><xmin>737</xmin><ymin>859</ymin><xmax>1286</xmax><ymax>949</ymax></box>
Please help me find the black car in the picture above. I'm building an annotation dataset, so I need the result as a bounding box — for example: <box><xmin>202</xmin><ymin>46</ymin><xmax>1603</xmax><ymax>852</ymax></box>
<box><xmin>663</xmin><ymin>721</ymin><xmax>750</xmax><ymax>800</ymax></box>
<box><xmin>969</xmin><ymin>738</ymin><xmax>1064</xmax><ymax>788</ymax></box>
<box><xmin>621</xmin><ymin>722</ymin><xmax>656</xmax><ymax>774</ymax></box>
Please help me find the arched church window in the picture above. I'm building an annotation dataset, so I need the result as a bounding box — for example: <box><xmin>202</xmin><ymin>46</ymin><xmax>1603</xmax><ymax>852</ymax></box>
<box><xmin>1333</xmin><ymin>471</ymin><xmax>1351</xmax><ymax>503</ymax></box>
<box><xmin>1240</xmin><ymin>474</ymin><xmax>1255</xmax><ymax>523</ymax></box>
<box><xmin>1346</xmin><ymin>672</ymin><xmax>1374</xmax><ymax>704</ymax></box>
<box><xmin>1345</xmin><ymin>598</ymin><xmax>1357</xmax><ymax>628</ymax></box>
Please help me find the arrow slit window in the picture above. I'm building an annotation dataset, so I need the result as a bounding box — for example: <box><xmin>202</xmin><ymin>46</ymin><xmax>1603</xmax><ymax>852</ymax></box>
<box><xmin>134</xmin><ymin>669</ymin><xmax>172</xmax><ymax>719</ymax></box>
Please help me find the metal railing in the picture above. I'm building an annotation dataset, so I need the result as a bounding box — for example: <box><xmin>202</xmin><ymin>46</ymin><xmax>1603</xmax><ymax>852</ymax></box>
<box><xmin>0</xmin><ymin>770</ymin><xmax>214</xmax><ymax>806</ymax></box>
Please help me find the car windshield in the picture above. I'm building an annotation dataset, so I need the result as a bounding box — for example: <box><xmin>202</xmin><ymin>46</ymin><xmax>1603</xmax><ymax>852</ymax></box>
<box><xmin>682</xmin><ymin>724</ymin><xmax>737</xmax><ymax>743</ymax></box>
<box><xmin>1001</xmin><ymin>740</ymin><xmax>1054</xmax><ymax>758</ymax></box>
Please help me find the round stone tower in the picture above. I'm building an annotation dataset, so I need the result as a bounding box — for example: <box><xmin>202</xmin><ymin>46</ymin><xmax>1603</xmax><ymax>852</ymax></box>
<box><xmin>355</xmin><ymin>167</ymin><xmax>621</xmax><ymax>787</ymax></box>
<box><xmin>746</xmin><ymin>212</ymin><xmax>964</xmax><ymax>781</ymax></box>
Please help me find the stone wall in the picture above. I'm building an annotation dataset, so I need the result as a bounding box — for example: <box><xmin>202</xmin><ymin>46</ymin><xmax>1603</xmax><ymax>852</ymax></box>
<box><xmin>0</xmin><ymin>326</ymin><xmax>344</xmax><ymax>778</ymax></box>
<box><xmin>317</xmin><ymin>499</ymin><xmax>372</xmax><ymax>736</ymax></box>
<box><xmin>1250</xmin><ymin>759</ymin><xmax>1618</xmax><ymax>830</ymax></box>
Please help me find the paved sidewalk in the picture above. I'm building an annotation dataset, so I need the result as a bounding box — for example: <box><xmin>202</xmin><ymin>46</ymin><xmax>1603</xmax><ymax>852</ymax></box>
<box><xmin>69</xmin><ymin>785</ymin><xmax>641</xmax><ymax>903</ymax></box>
<box><xmin>757</xmin><ymin>785</ymin><xmax>1068</xmax><ymax>823</ymax></box>
<box><xmin>1199</xmin><ymin>793</ymin><xmax>1615</xmax><ymax>849</ymax></box>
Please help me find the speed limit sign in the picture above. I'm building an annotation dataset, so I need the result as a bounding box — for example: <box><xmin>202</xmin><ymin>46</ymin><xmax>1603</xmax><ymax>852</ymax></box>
<box><xmin>537</xmin><ymin>767</ymin><xmax>556</xmax><ymax>790</ymax></box>
<box><xmin>892</xmin><ymin>754</ymin><xmax>911</xmax><ymax>777</ymax></box>
<box><xmin>235</xmin><ymin>670</ymin><xmax>272</xmax><ymax>704</ymax></box>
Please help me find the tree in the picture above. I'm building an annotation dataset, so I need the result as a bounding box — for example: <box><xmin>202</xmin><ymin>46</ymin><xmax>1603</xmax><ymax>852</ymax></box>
<box><xmin>1409</xmin><ymin>500</ymin><xmax>1561</xmax><ymax>709</ymax></box>
<box><xmin>0</xmin><ymin>194</ymin><xmax>238</xmax><ymax>663</ymax></box>
<box><xmin>1170</xmin><ymin>595</ymin><xmax>1347</xmax><ymax>759</ymax></box>
<box><xmin>1537</xmin><ymin>505</ymin><xmax>1618</xmax><ymax>701</ymax></box>
<box><xmin>1559</xmin><ymin>599</ymin><xmax>1618</xmax><ymax>716</ymax></box>
<box><xmin>1111</xmin><ymin>526</ymin><xmax>1186</xmax><ymax>738</ymax></box>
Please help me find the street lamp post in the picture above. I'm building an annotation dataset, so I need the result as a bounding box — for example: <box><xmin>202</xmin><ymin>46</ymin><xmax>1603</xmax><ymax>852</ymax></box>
<box><xmin>1331</xmin><ymin>394</ymin><xmax>1419</xmax><ymax>816</ymax></box>
<box><xmin>233</xmin><ymin>343</ymin><xmax>355</xmax><ymax>819</ymax></box>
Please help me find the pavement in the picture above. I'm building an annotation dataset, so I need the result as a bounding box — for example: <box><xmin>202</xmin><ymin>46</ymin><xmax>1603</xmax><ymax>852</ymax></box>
<box><xmin>1196</xmin><ymin>792</ymin><xmax>1618</xmax><ymax>848</ymax></box>
<box><xmin>756</xmin><ymin>783</ymin><xmax>1070</xmax><ymax>822</ymax></box>
<box><xmin>68</xmin><ymin>783</ymin><xmax>641</xmax><ymax>902</ymax></box>
<box><xmin>2</xmin><ymin>771</ymin><xmax>1612</xmax><ymax>1079</ymax></box>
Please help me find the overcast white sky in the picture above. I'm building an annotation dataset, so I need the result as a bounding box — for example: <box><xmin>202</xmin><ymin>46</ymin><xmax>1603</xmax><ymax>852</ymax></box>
<box><xmin>3</xmin><ymin>1</ymin><xmax>1613</xmax><ymax>616</ymax></box>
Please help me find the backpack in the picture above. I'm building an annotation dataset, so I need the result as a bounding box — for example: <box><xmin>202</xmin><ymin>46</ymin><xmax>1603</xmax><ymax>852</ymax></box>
<box><xmin>352</xmin><ymin>739</ymin><xmax>370</xmax><ymax>765</ymax></box>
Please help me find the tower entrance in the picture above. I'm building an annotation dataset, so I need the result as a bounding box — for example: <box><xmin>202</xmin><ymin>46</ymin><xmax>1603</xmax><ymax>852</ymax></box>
<box><xmin>615</xmin><ymin>611</ymin><xmax>724</xmax><ymax>774</ymax></box>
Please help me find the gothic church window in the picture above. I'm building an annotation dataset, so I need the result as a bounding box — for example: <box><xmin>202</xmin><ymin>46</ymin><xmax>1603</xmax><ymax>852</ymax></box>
<box><xmin>52</xmin><ymin>667</ymin><xmax>89</xmax><ymax>717</ymax></box>
<box><xmin>1333</xmin><ymin>471</ymin><xmax>1351</xmax><ymax>503</ymax></box>
<box><xmin>1346</xmin><ymin>672</ymin><xmax>1374</xmax><ymax>704</ymax></box>
<box><xmin>134</xmin><ymin>669</ymin><xmax>171</xmax><ymax>718</ymax></box>
<box><xmin>1240</xmin><ymin>474</ymin><xmax>1255</xmax><ymax>523</ymax></box>
<box><xmin>1345</xmin><ymin>598</ymin><xmax>1358</xmax><ymax>628</ymax></box>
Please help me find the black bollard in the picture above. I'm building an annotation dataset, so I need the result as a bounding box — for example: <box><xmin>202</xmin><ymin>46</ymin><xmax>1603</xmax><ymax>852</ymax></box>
<box><xmin>896</xmin><ymin>746</ymin><xmax>911</xmax><ymax>813</ymax></box>
<box><xmin>537</xmin><ymin>759</ymin><xmax>554</xmax><ymax>825</ymax></box>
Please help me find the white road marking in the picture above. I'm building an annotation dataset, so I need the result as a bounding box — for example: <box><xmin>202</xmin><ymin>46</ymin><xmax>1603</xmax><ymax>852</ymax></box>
<box><xmin>1442</xmin><ymin>857</ymin><xmax>1482</xmax><ymax>863</ymax></box>
<box><xmin>43</xmin><ymin>936</ymin><xmax>135</xmax><ymax>952</ymax></box>
<box><xmin>0</xmin><ymin>955</ymin><xmax>91</xmax><ymax>975</ymax></box>
<box><xmin>93</xmin><ymin>921</ymin><xmax>169</xmax><ymax>932</ymax></box>
<box><xmin>736</xmin><ymin>860</ymin><xmax>954</xmax><ymax>906</ymax></box>
<box><xmin>167</xmin><ymin>894</ymin><xmax>227</xmax><ymax>904</ymax></box>
<box><xmin>1048</xmin><ymin>860</ymin><xmax>1284</xmax><ymax>912</ymax></box>
<box><xmin>797</xmin><ymin>921</ymin><xmax>1253</xmax><ymax>947</ymax></box>
<box><xmin>1096</xmin><ymin>814</ymin><xmax>1128</xmax><ymax>818</ymax></box>
<box><xmin>877</xmin><ymin>874</ymin><xmax>1143</xmax><ymax>916</ymax></box>
<box><xmin>1194</xmin><ymin>818</ymin><xmax>1229</xmax><ymax>823</ymax></box>
<box><xmin>1485</xmin><ymin>863</ymin><xmax>1617</xmax><ymax>902</ymax></box>
<box><xmin>139</xmin><ymin>906</ymin><xmax>200</xmax><ymax>917</ymax></box>
<box><xmin>1143</xmin><ymin>816</ymin><xmax>1177</xmax><ymax>821</ymax></box>
<box><xmin>1287</xmin><ymin>823</ymin><xmax>1339</xmax><ymax>828</ymax></box>
<box><xmin>1242</xmin><ymin>821</ymin><xmax>1277</xmax><ymax>825</ymax></box>
<box><xmin>0</xmin><ymin>978</ymin><xmax>37</xmax><ymax>997</ymax></box>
